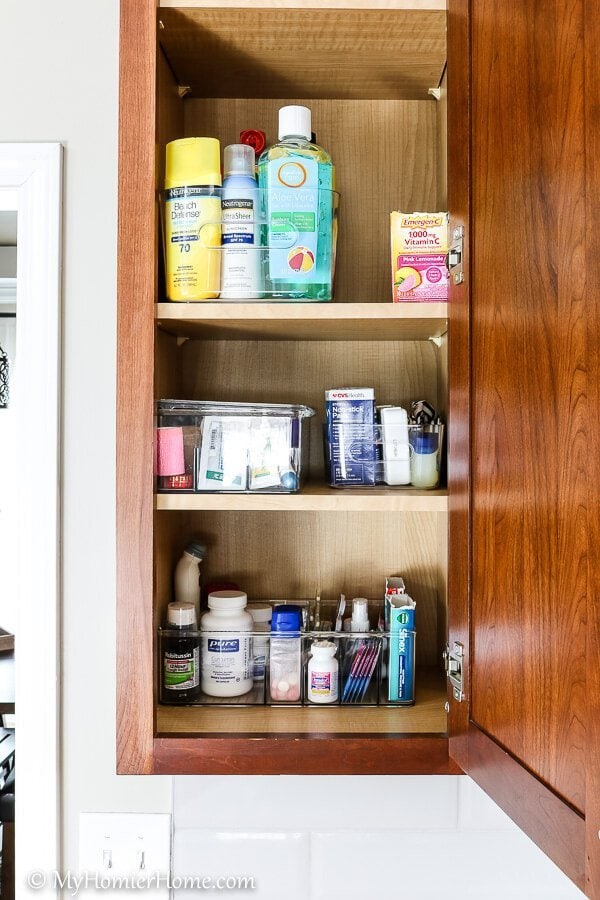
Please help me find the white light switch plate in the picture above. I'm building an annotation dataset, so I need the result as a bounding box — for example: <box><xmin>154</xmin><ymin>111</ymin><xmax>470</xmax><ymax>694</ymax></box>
<box><xmin>79</xmin><ymin>813</ymin><xmax>171</xmax><ymax>896</ymax></box>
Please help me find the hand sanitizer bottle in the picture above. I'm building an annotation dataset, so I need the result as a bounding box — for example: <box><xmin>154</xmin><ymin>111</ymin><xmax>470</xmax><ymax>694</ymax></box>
<box><xmin>258</xmin><ymin>106</ymin><xmax>334</xmax><ymax>301</ymax></box>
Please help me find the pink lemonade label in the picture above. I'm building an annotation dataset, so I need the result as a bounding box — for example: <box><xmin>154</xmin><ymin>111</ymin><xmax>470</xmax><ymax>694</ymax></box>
<box><xmin>393</xmin><ymin>254</ymin><xmax>449</xmax><ymax>302</ymax></box>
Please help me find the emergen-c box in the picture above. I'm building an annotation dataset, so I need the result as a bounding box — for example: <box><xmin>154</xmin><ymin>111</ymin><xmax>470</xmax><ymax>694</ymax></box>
<box><xmin>325</xmin><ymin>388</ymin><xmax>376</xmax><ymax>486</ymax></box>
<box><xmin>391</xmin><ymin>211</ymin><xmax>449</xmax><ymax>302</ymax></box>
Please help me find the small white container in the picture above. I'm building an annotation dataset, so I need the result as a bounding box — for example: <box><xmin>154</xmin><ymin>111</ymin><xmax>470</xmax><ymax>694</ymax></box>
<box><xmin>200</xmin><ymin>590</ymin><xmax>253</xmax><ymax>697</ymax></box>
<box><xmin>247</xmin><ymin>602</ymin><xmax>272</xmax><ymax>680</ymax></box>
<box><xmin>350</xmin><ymin>598</ymin><xmax>370</xmax><ymax>633</ymax></box>
<box><xmin>307</xmin><ymin>640</ymin><xmax>339</xmax><ymax>704</ymax></box>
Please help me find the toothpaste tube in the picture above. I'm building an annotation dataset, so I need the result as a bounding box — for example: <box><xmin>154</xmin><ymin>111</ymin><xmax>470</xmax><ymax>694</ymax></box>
<box><xmin>386</xmin><ymin>578</ymin><xmax>416</xmax><ymax>704</ymax></box>
<box><xmin>325</xmin><ymin>388</ymin><xmax>376</xmax><ymax>486</ymax></box>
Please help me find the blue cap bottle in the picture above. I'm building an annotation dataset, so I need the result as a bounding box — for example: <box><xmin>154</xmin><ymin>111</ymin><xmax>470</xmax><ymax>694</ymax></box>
<box><xmin>271</xmin><ymin>604</ymin><xmax>302</xmax><ymax>634</ymax></box>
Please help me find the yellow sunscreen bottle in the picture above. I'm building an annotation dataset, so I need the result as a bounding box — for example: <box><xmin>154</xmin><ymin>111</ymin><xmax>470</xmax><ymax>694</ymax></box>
<box><xmin>164</xmin><ymin>138</ymin><xmax>222</xmax><ymax>301</ymax></box>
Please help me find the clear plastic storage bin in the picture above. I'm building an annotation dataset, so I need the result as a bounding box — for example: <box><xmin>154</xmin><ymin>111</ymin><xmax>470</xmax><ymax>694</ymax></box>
<box><xmin>155</xmin><ymin>400</ymin><xmax>315</xmax><ymax>493</ymax></box>
<box><xmin>158</xmin><ymin>602</ymin><xmax>416</xmax><ymax>708</ymax></box>
<box><xmin>323</xmin><ymin>422</ymin><xmax>444</xmax><ymax>489</ymax></box>
<box><xmin>159</xmin><ymin>188</ymin><xmax>340</xmax><ymax>303</ymax></box>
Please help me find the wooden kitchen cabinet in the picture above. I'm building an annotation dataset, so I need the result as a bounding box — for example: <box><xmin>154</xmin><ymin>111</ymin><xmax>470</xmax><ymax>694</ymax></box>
<box><xmin>116</xmin><ymin>0</ymin><xmax>599</xmax><ymax>894</ymax></box>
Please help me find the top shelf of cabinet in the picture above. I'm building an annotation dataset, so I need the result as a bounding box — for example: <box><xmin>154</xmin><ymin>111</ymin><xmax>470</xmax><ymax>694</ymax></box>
<box><xmin>158</xmin><ymin>6</ymin><xmax>446</xmax><ymax>100</ymax></box>
<box><xmin>156</xmin><ymin>302</ymin><xmax>447</xmax><ymax>342</ymax></box>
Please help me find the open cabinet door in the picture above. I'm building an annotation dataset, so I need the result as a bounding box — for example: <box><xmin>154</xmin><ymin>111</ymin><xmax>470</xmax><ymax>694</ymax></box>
<box><xmin>447</xmin><ymin>0</ymin><xmax>597</xmax><ymax>893</ymax></box>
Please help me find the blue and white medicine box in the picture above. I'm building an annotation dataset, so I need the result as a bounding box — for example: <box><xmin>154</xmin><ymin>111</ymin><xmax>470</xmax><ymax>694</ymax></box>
<box><xmin>325</xmin><ymin>388</ymin><xmax>376</xmax><ymax>486</ymax></box>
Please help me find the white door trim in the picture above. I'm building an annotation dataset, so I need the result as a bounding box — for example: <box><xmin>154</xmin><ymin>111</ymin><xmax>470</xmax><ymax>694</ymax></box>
<box><xmin>0</xmin><ymin>143</ymin><xmax>62</xmax><ymax>893</ymax></box>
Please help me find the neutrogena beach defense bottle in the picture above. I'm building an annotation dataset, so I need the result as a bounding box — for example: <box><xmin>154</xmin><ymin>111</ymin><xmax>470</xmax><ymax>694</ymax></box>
<box><xmin>163</xmin><ymin>137</ymin><xmax>222</xmax><ymax>301</ymax></box>
<box><xmin>258</xmin><ymin>106</ymin><xmax>334</xmax><ymax>300</ymax></box>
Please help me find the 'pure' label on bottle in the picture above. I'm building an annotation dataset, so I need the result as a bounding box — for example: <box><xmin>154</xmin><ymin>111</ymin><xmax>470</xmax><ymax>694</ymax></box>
<box><xmin>202</xmin><ymin>634</ymin><xmax>252</xmax><ymax>688</ymax></box>
<box><xmin>207</xmin><ymin>638</ymin><xmax>240</xmax><ymax>653</ymax></box>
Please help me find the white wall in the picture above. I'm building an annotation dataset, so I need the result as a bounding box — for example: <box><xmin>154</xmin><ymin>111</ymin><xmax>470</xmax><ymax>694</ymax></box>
<box><xmin>0</xmin><ymin>3</ymin><xmax>586</xmax><ymax>896</ymax></box>
<box><xmin>0</xmin><ymin>309</ymin><xmax>17</xmax><ymax>635</ymax></box>
<box><xmin>1</xmin><ymin>0</ymin><xmax>171</xmax><ymax>874</ymax></box>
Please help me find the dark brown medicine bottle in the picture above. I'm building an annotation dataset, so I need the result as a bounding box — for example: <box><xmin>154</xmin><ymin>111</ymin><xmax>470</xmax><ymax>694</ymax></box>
<box><xmin>162</xmin><ymin>601</ymin><xmax>201</xmax><ymax>703</ymax></box>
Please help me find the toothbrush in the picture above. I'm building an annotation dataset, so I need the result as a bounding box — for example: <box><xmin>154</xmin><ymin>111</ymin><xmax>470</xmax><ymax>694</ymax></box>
<box><xmin>357</xmin><ymin>644</ymin><xmax>381</xmax><ymax>701</ymax></box>
<box><xmin>335</xmin><ymin>594</ymin><xmax>346</xmax><ymax>632</ymax></box>
<box><xmin>349</xmin><ymin>643</ymin><xmax>377</xmax><ymax>702</ymax></box>
<box><xmin>344</xmin><ymin>641</ymin><xmax>380</xmax><ymax>702</ymax></box>
<box><xmin>342</xmin><ymin>640</ymin><xmax>367</xmax><ymax>702</ymax></box>
<box><xmin>314</xmin><ymin>587</ymin><xmax>321</xmax><ymax>631</ymax></box>
<box><xmin>344</xmin><ymin>640</ymin><xmax>374</xmax><ymax>702</ymax></box>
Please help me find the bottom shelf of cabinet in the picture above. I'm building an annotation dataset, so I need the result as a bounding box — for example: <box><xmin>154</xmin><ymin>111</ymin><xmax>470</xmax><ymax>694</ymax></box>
<box><xmin>153</xmin><ymin>667</ymin><xmax>458</xmax><ymax>775</ymax></box>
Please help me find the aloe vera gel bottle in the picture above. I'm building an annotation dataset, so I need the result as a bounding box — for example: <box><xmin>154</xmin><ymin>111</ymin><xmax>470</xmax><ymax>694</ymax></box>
<box><xmin>258</xmin><ymin>106</ymin><xmax>334</xmax><ymax>300</ymax></box>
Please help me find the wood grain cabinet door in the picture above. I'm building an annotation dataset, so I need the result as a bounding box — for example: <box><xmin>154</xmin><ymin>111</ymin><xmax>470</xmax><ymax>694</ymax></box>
<box><xmin>447</xmin><ymin>0</ymin><xmax>598</xmax><ymax>894</ymax></box>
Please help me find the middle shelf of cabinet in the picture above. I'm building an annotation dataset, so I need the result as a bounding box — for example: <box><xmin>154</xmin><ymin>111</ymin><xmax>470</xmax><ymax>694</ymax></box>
<box><xmin>156</xmin><ymin>302</ymin><xmax>448</xmax><ymax>343</ymax></box>
<box><xmin>155</xmin><ymin>484</ymin><xmax>448</xmax><ymax>512</ymax></box>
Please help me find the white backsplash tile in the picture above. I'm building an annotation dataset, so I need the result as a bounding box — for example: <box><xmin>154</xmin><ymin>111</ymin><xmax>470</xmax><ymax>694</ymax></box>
<box><xmin>309</xmin><ymin>830</ymin><xmax>584</xmax><ymax>900</ymax></box>
<box><xmin>173</xmin><ymin>830</ymin><xmax>309</xmax><ymax>900</ymax></box>
<box><xmin>173</xmin><ymin>775</ymin><xmax>459</xmax><ymax>831</ymax></box>
<box><xmin>172</xmin><ymin>775</ymin><xmax>584</xmax><ymax>898</ymax></box>
<box><xmin>457</xmin><ymin>777</ymin><xmax>517</xmax><ymax>831</ymax></box>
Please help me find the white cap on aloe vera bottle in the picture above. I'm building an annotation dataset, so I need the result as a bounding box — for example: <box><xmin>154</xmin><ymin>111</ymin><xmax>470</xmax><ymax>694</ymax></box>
<box><xmin>278</xmin><ymin>105</ymin><xmax>312</xmax><ymax>141</ymax></box>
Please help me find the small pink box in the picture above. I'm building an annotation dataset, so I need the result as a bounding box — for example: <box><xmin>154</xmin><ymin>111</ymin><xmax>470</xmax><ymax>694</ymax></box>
<box><xmin>392</xmin><ymin>254</ymin><xmax>449</xmax><ymax>302</ymax></box>
<box><xmin>156</xmin><ymin>426</ymin><xmax>185</xmax><ymax>476</ymax></box>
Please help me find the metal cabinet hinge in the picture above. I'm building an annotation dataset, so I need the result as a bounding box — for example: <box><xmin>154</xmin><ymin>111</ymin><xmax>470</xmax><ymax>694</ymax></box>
<box><xmin>447</xmin><ymin>225</ymin><xmax>464</xmax><ymax>285</ymax></box>
<box><xmin>443</xmin><ymin>641</ymin><xmax>464</xmax><ymax>702</ymax></box>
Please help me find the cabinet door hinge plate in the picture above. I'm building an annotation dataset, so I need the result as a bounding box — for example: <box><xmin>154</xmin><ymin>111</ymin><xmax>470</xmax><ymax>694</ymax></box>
<box><xmin>447</xmin><ymin>226</ymin><xmax>464</xmax><ymax>285</ymax></box>
<box><xmin>443</xmin><ymin>641</ymin><xmax>464</xmax><ymax>702</ymax></box>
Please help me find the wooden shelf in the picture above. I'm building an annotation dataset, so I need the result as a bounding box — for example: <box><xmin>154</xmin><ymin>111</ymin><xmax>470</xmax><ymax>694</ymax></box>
<box><xmin>157</xmin><ymin>667</ymin><xmax>447</xmax><ymax>736</ymax></box>
<box><xmin>156</xmin><ymin>302</ymin><xmax>448</xmax><ymax>342</ymax></box>
<box><xmin>158</xmin><ymin>7</ymin><xmax>446</xmax><ymax>101</ymax></box>
<box><xmin>155</xmin><ymin>484</ymin><xmax>448</xmax><ymax>512</ymax></box>
<box><xmin>152</xmin><ymin>668</ymin><xmax>455</xmax><ymax>774</ymax></box>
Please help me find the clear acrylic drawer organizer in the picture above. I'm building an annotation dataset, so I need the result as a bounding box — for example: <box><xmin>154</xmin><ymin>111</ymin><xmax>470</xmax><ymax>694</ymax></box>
<box><xmin>155</xmin><ymin>400</ymin><xmax>315</xmax><ymax>494</ymax></box>
<box><xmin>158</xmin><ymin>601</ymin><xmax>416</xmax><ymax>708</ymax></box>
<box><xmin>159</xmin><ymin>187</ymin><xmax>340</xmax><ymax>303</ymax></box>
<box><xmin>323</xmin><ymin>422</ymin><xmax>444</xmax><ymax>489</ymax></box>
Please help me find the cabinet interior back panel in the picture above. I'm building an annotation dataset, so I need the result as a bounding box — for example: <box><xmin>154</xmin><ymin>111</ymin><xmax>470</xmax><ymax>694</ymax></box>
<box><xmin>156</xmin><ymin>509</ymin><xmax>442</xmax><ymax>666</ymax></box>
<box><xmin>183</xmin><ymin>99</ymin><xmax>439</xmax><ymax>303</ymax></box>
<box><xmin>179</xmin><ymin>338</ymin><xmax>439</xmax><ymax>478</ymax></box>
<box><xmin>160</xmin><ymin>8</ymin><xmax>446</xmax><ymax>100</ymax></box>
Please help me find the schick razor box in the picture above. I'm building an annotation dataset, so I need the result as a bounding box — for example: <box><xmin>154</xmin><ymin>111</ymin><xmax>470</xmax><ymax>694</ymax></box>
<box><xmin>388</xmin><ymin>594</ymin><xmax>416</xmax><ymax>704</ymax></box>
<box><xmin>325</xmin><ymin>388</ymin><xmax>376</xmax><ymax>486</ymax></box>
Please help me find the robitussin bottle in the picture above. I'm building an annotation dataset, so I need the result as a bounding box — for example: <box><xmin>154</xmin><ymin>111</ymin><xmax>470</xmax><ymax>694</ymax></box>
<box><xmin>162</xmin><ymin>601</ymin><xmax>201</xmax><ymax>702</ymax></box>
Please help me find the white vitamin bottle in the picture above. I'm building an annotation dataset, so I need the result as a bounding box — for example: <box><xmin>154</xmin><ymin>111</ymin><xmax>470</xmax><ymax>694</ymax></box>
<box><xmin>307</xmin><ymin>640</ymin><xmax>339</xmax><ymax>704</ymax></box>
<box><xmin>200</xmin><ymin>590</ymin><xmax>253</xmax><ymax>697</ymax></box>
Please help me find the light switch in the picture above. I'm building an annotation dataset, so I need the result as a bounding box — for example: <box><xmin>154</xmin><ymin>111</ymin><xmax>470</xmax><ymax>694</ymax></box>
<box><xmin>79</xmin><ymin>813</ymin><xmax>171</xmax><ymax>891</ymax></box>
